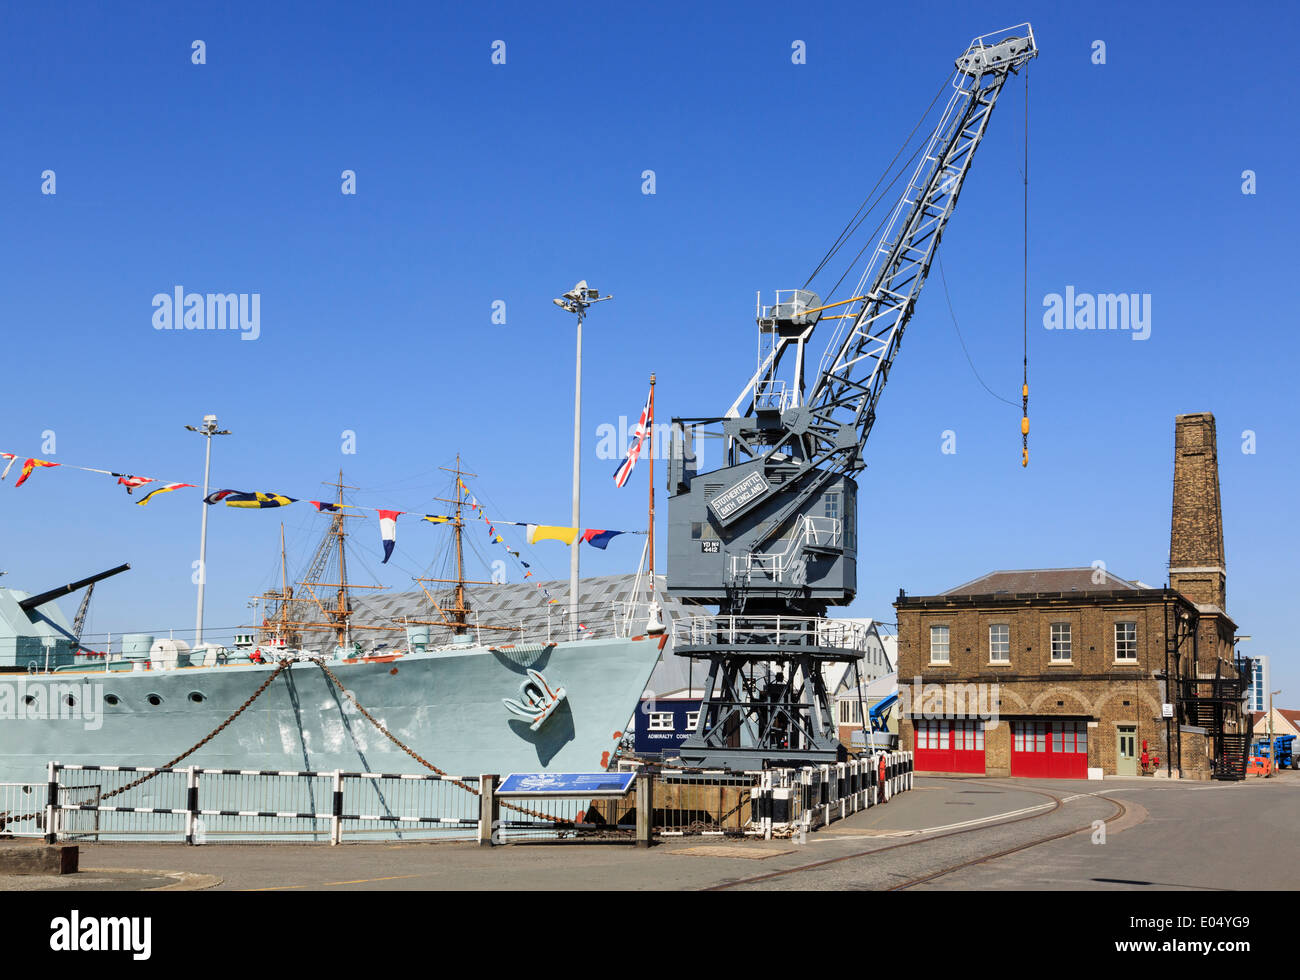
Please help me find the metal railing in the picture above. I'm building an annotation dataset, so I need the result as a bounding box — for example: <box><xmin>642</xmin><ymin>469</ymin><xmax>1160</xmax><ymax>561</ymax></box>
<box><xmin>36</xmin><ymin>754</ymin><xmax>914</xmax><ymax>846</ymax></box>
<box><xmin>673</xmin><ymin>614</ymin><xmax>873</xmax><ymax>653</ymax></box>
<box><xmin>0</xmin><ymin>782</ymin><xmax>45</xmax><ymax>838</ymax></box>
<box><xmin>727</xmin><ymin>515</ymin><xmax>842</xmax><ymax>584</ymax></box>
<box><xmin>754</xmin><ymin>380</ymin><xmax>795</xmax><ymax>413</ymax></box>
<box><xmin>43</xmin><ymin>764</ymin><xmax>480</xmax><ymax>844</ymax></box>
<box><xmin>654</xmin><ymin>770</ymin><xmax>756</xmax><ymax>837</ymax></box>
<box><xmin>802</xmin><ymin>516</ymin><xmax>842</xmax><ymax>549</ymax></box>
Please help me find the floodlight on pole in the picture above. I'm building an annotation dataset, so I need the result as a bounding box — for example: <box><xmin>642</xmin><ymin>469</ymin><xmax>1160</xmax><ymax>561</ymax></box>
<box><xmin>552</xmin><ymin>281</ymin><xmax>612</xmax><ymax>641</ymax></box>
<box><xmin>188</xmin><ymin>415</ymin><xmax>231</xmax><ymax>645</ymax></box>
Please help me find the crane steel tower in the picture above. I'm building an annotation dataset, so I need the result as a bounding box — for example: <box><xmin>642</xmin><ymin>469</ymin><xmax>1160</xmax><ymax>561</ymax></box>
<box><xmin>666</xmin><ymin>25</ymin><xmax>1038</xmax><ymax>769</ymax></box>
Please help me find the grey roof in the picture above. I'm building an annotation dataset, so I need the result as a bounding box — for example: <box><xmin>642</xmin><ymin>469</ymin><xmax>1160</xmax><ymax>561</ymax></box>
<box><xmin>940</xmin><ymin>568</ymin><xmax>1140</xmax><ymax>596</ymax></box>
<box><xmin>305</xmin><ymin>574</ymin><xmax>692</xmax><ymax>651</ymax></box>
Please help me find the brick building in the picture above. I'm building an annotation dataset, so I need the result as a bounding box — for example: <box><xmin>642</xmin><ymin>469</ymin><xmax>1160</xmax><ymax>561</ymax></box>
<box><xmin>894</xmin><ymin>413</ymin><xmax>1252</xmax><ymax>780</ymax></box>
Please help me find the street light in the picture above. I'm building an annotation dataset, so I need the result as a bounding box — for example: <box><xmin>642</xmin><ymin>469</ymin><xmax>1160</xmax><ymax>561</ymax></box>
<box><xmin>1269</xmin><ymin>688</ymin><xmax>1282</xmax><ymax>760</ymax></box>
<box><xmin>552</xmin><ymin>281</ymin><xmax>612</xmax><ymax>641</ymax></box>
<box><xmin>186</xmin><ymin>415</ymin><xmax>231</xmax><ymax>645</ymax></box>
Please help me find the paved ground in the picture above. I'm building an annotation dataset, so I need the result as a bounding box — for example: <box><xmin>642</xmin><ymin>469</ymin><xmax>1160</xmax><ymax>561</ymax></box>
<box><xmin>4</xmin><ymin>772</ymin><xmax>1297</xmax><ymax>891</ymax></box>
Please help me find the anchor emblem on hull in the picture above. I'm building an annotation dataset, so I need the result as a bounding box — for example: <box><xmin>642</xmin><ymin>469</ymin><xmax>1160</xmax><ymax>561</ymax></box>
<box><xmin>501</xmin><ymin>669</ymin><xmax>567</xmax><ymax>732</ymax></box>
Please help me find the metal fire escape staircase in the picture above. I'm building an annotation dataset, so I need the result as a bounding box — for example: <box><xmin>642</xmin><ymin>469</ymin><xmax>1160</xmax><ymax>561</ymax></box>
<box><xmin>1181</xmin><ymin>656</ymin><xmax>1253</xmax><ymax>781</ymax></box>
<box><xmin>666</xmin><ymin>26</ymin><xmax>1037</xmax><ymax>769</ymax></box>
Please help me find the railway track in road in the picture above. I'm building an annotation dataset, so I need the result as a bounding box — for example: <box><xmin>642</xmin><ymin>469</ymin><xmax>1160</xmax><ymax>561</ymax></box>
<box><xmin>703</xmin><ymin>779</ymin><xmax>1128</xmax><ymax>891</ymax></box>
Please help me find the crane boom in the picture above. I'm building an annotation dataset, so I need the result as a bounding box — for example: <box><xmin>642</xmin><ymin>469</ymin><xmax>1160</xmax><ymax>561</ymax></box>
<box><xmin>807</xmin><ymin>27</ymin><xmax>1036</xmax><ymax>465</ymax></box>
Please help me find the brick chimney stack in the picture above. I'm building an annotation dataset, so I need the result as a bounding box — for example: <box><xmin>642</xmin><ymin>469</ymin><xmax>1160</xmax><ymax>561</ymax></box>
<box><xmin>1169</xmin><ymin>412</ymin><xmax>1226</xmax><ymax>612</ymax></box>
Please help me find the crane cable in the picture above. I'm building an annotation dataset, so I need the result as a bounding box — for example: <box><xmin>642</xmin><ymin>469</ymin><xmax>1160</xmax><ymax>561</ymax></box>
<box><xmin>1021</xmin><ymin>63</ymin><xmax>1030</xmax><ymax>467</ymax></box>
<box><xmin>937</xmin><ymin>254</ymin><xmax>1018</xmax><ymax>408</ymax></box>
<box><xmin>804</xmin><ymin>70</ymin><xmax>957</xmax><ymax>291</ymax></box>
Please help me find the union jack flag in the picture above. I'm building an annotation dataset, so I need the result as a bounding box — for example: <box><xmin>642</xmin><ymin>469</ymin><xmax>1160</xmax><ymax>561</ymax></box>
<box><xmin>613</xmin><ymin>385</ymin><xmax>653</xmax><ymax>488</ymax></box>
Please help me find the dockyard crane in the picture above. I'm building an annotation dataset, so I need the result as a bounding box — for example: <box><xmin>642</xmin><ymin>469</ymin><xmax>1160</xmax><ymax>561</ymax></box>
<box><xmin>72</xmin><ymin>582</ymin><xmax>94</xmax><ymax>649</ymax></box>
<box><xmin>665</xmin><ymin>25</ymin><xmax>1038</xmax><ymax>769</ymax></box>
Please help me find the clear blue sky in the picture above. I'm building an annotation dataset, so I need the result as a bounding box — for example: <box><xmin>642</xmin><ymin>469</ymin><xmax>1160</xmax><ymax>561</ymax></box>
<box><xmin>2</xmin><ymin>2</ymin><xmax>1296</xmax><ymax>694</ymax></box>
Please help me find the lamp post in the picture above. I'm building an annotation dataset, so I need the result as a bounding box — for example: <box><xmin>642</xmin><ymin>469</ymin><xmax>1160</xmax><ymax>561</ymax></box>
<box><xmin>186</xmin><ymin>415</ymin><xmax>230</xmax><ymax>645</ymax></box>
<box><xmin>552</xmin><ymin>281</ymin><xmax>612</xmax><ymax>640</ymax></box>
<box><xmin>1269</xmin><ymin>688</ymin><xmax>1282</xmax><ymax>760</ymax></box>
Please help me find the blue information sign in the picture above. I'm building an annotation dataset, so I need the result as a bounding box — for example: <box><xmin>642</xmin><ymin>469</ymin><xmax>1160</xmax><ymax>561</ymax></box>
<box><xmin>497</xmin><ymin>772</ymin><xmax>636</xmax><ymax>796</ymax></box>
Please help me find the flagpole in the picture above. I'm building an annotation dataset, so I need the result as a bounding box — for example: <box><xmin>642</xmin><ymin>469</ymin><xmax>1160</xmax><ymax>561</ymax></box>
<box><xmin>648</xmin><ymin>373</ymin><xmax>655</xmax><ymax>597</ymax></box>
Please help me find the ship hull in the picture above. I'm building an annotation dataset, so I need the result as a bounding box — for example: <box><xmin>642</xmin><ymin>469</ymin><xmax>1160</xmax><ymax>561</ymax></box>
<box><xmin>0</xmin><ymin>634</ymin><xmax>661</xmax><ymax>787</ymax></box>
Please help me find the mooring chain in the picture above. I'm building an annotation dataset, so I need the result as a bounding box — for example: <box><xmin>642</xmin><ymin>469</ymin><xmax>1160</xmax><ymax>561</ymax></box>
<box><xmin>1</xmin><ymin>659</ymin><xmax>293</xmax><ymax>828</ymax></box>
<box><xmin>100</xmin><ymin>659</ymin><xmax>294</xmax><ymax>802</ymax></box>
<box><xmin>306</xmin><ymin>657</ymin><xmax>574</xmax><ymax>826</ymax></box>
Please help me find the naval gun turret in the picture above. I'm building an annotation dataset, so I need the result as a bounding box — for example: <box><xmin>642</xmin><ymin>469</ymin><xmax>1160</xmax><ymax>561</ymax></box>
<box><xmin>1</xmin><ymin>563</ymin><xmax>130</xmax><ymax>671</ymax></box>
<box><xmin>16</xmin><ymin>563</ymin><xmax>131</xmax><ymax>614</ymax></box>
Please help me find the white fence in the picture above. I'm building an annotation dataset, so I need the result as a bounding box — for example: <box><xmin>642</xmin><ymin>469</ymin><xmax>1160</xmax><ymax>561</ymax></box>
<box><xmin>42</xmin><ymin>764</ymin><xmax>480</xmax><ymax>844</ymax></box>
<box><xmin>0</xmin><ymin>781</ymin><xmax>45</xmax><ymax>838</ymax></box>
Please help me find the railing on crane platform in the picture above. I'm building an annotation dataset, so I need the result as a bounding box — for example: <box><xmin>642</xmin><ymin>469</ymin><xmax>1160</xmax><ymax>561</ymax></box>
<box><xmin>727</xmin><ymin>515</ymin><xmax>842</xmax><ymax>585</ymax></box>
<box><xmin>672</xmin><ymin>613</ymin><xmax>870</xmax><ymax>654</ymax></box>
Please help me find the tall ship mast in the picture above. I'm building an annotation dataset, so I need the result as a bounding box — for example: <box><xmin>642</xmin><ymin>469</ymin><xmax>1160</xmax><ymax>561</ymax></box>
<box><xmin>254</xmin><ymin>471</ymin><xmax>395</xmax><ymax>652</ymax></box>
<box><xmin>406</xmin><ymin>457</ymin><xmax>518</xmax><ymax>638</ymax></box>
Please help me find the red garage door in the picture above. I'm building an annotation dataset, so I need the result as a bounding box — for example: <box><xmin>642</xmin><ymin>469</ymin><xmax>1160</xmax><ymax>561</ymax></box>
<box><xmin>1010</xmin><ymin>721</ymin><xmax>1089</xmax><ymax>779</ymax></box>
<box><xmin>914</xmin><ymin>720</ymin><xmax>986</xmax><ymax>774</ymax></box>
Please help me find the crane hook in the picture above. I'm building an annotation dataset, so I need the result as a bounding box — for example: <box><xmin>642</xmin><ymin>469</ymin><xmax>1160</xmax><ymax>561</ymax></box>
<box><xmin>1021</xmin><ymin>383</ymin><xmax>1029</xmax><ymax>467</ymax></box>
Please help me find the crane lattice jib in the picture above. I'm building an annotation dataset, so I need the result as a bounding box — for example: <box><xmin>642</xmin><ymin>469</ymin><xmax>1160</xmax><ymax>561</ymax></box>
<box><xmin>805</xmin><ymin>26</ymin><xmax>1036</xmax><ymax>474</ymax></box>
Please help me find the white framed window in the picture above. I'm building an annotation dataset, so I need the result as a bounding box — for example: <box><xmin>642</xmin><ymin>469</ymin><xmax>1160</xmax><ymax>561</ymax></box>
<box><xmin>648</xmin><ymin>712</ymin><xmax>674</xmax><ymax>732</ymax></box>
<box><xmin>1115</xmin><ymin>622</ymin><xmax>1137</xmax><ymax>661</ymax></box>
<box><xmin>1050</xmin><ymin>623</ymin><xmax>1072</xmax><ymax>662</ymax></box>
<box><xmin>989</xmin><ymin>624</ymin><xmax>1010</xmax><ymax>663</ymax></box>
<box><xmin>930</xmin><ymin>625</ymin><xmax>950</xmax><ymax>664</ymax></box>
<box><xmin>824</xmin><ymin>493</ymin><xmax>840</xmax><ymax>521</ymax></box>
<box><xmin>685</xmin><ymin>711</ymin><xmax>700</xmax><ymax>731</ymax></box>
<box><xmin>838</xmin><ymin>700</ymin><xmax>863</xmax><ymax>725</ymax></box>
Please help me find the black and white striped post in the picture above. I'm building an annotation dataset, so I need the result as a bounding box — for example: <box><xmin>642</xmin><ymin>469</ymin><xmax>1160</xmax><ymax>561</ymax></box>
<box><xmin>44</xmin><ymin>760</ymin><xmax>58</xmax><ymax>844</ymax></box>
<box><xmin>331</xmin><ymin>769</ymin><xmax>344</xmax><ymax>846</ymax></box>
<box><xmin>184</xmin><ymin>766</ymin><xmax>199</xmax><ymax>845</ymax></box>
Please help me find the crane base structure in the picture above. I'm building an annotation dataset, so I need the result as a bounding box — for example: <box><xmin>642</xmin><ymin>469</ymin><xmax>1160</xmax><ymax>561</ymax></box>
<box><xmin>671</xmin><ymin>613</ymin><xmax>874</xmax><ymax>770</ymax></box>
<box><xmin>666</xmin><ymin>26</ymin><xmax>1038</xmax><ymax>771</ymax></box>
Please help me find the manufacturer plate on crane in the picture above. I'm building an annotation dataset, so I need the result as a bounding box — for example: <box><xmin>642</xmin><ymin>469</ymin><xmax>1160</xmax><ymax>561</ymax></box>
<box><xmin>708</xmin><ymin>472</ymin><xmax>766</xmax><ymax>521</ymax></box>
